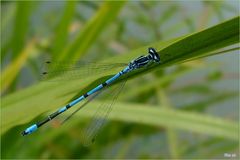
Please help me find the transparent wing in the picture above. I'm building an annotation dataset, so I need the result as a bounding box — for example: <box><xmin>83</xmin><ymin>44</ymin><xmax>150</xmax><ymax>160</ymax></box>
<box><xmin>61</xmin><ymin>80</ymin><xmax>126</xmax><ymax>146</ymax></box>
<box><xmin>82</xmin><ymin>81</ymin><xmax>126</xmax><ymax>146</ymax></box>
<box><xmin>41</xmin><ymin>61</ymin><xmax>127</xmax><ymax>81</ymax></box>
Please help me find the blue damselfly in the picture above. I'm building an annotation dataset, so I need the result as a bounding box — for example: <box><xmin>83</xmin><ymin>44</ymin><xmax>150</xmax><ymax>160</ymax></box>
<box><xmin>22</xmin><ymin>47</ymin><xmax>160</xmax><ymax>144</ymax></box>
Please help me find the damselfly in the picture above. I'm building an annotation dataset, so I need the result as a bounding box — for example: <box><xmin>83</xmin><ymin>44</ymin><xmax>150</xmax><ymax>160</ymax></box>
<box><xmin>22</xmin><ymin>47</ymin><xmax>160</xmax><ymax>144</ymax></box>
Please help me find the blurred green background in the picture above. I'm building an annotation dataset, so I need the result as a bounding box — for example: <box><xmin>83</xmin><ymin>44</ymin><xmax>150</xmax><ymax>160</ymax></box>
<box><xmin>1</xmin><ymin>1</ymin><xmax>239</xmax><ymax>159</ymax></box>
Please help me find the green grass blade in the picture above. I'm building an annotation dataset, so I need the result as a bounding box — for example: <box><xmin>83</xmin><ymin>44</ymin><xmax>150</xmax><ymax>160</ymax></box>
<box><xmin>158</xmin><ymin>16</ymin><xmax>239</xmax><ymax>65</ymax></box>
<box><xmin>51</xmin><ymin>1</ymin><xmax>77</xmax><ymax>58</ymax></box>
<box><xmin>10</xmin><ymin>101</ymin><xmax>240</xmax><ymax>140</ymax></box>
<box><xmin>58</xmin><ymin>1</ymin><xmax>126</xmax><ymax>61</ymax></box>
<box><xmin>1</xmin><ymin>3</ymin><xmax>16</xmax><ymax>60</ymax></box>
<box><xmin>1</xmin><ymin>40</ymin><xmax>36</xmax><ymax>93</ymax></box>
<box><xmin>158</xmin><ymin>89</ymin><xmax>180</xmax><ymax>158</ymax></box>
<box><xmin>11</xmin><ymin>1</ymin><xmax>33</xmax><ymax>58</ymax></box>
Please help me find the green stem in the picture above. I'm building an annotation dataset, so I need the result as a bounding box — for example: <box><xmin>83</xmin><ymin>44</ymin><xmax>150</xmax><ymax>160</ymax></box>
<box><xmin>157</xmin><ymin>87</ymin><xmax>179</xmax><ymax>159</ymax></box>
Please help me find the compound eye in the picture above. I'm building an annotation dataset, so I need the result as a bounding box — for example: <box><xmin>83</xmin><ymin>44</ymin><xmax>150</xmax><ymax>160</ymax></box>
<box><xmin>148</xmin><ymin>47</ymin><xmax>156</xmax><ymax>54</ymax></box>
<box><xmin>148</xmin><ymin>47</ymin><xmax>160</xmax><ymax>62</ymax></box>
